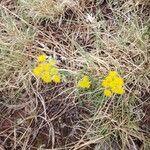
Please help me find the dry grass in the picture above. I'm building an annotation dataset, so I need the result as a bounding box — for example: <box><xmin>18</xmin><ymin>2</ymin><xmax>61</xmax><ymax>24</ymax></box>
<box><xmin>0</xmin><ymin>0</ymin><xmax>150</xmax><ymax>149</ymax></box>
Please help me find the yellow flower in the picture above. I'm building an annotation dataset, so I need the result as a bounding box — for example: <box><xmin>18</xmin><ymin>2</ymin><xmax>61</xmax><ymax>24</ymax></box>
<box><xmin>116</xmin><ymin>88</ymin><xmax>125</xmax><ymax>94</ymax></box>
<box><xmin>115</xmin><ymin>77</ymin><xmax>124</xmax><ymax>86</ymax></box>
<box><xmin>102</xmin><ymin>71</ymin><xmax>125</xmax><ymax>97</ymax></box>
<box><xmin>78</xmin><ymin>75</ymin><xmax>91</xmax><ymax>89</ymax></box>
<box><xmin>33</xmin><ymin>66</ymin><xmax>43</xmax><ymax>77</ymax></box>
<box><xmin>52</xmin><ymin>74</ymin><xmax>61</xmax><ymax>83</ymax></box>
<box><xmin>40</xmin><ymin>63</ymin><xmax>51</xmax><ymax>71</ymax></box>
<box><xmin>104</xmin><ymin>89</ymin><xmax>112</xmax><ymax>97</ymax></box>
<box><xmin>33</xmin><ymin>56</ymin><xmax>62</xmax><ymax>84</ymax></box>
<box><xmin>108</xmin><ymin>71</ymin><xmax>118</xmax><ymax>77</ymax></box>
<box><xmin>101</xmin><ymin>79</ymin><xmax>109</xmax><ymax>87</ymax></box>
<box><xmin>41</xmin><ymin>71</ymin><xmax>52</xmax><ymax>83</ymax></box>
<box><xmin>37</xmin><ymin>54</ymin><xmax>47</xmax><ymax>62</ymax></box>
<box><xmin>112</xmin><ymin>87</ymin><xmax>125</xmax><ymax>94</ymax></box>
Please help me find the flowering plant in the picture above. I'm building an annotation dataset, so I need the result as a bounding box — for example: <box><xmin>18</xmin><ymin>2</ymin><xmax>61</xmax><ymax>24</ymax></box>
<box><xmin>33</xmin><ymin>54</ymin><xmax>125</xmax><ymax>97</ymax></box>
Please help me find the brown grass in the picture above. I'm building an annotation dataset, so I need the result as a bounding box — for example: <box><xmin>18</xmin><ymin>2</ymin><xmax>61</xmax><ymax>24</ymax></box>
<box><xmin>0</xmin><ymin>0</ymin><xmax>150</xmax><ymax>149</ymax></box>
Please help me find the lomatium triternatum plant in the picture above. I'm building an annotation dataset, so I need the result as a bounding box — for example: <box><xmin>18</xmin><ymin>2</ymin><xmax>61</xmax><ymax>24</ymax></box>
<box><xmin>33</xmin><ymin>54</ymin><xmax>125</xmax><ymax>97</ymax></box>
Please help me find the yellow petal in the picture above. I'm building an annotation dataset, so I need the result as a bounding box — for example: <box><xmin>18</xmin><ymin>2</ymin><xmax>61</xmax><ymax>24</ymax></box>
<box><xmin>108</xmin><ymin>71</ymin><xmax>118</xmax><ymax>77</ymax></box>
<box><xmin>40</xmin><ymin>63</ymin><xmax>51</xmax><ymax>71</ymax></box>
<box><xmin>109</xmin><ymin>80</ymin><xmax>116</xmax><ymax>88</ymax></box>
<box><xmin>33</xmin><ymin>66</ymin><xmax>43</xmax><ymax>77</ymax></box>
<box><xmin>41</xmin><ymin>71</ymin><xmax>52</xmax><ymax>83</ymax></box>
<box><xmin>37</xmin><ymin>54</ymin><xmax>47</xmax><ymax>62</ymax></box>
<box><xmin>77</xmin><ymin>76</ymin><xmax>91</xmax><ymax>89</ymax></box>
<box><xmin>112</xmin><ymin>87</ymin><xmax>125</xmax><ymax>95</ymax></box>
<box><xmin>52</xmin><ymin>74</ymin><xmax>61</xmax><ymax>83</ymax></box>
<box><xmin>104</xmin><ymin>89</ymin><xmax>112</xmax><ymax>97</ymax></box>
<box><xmin>114</xmin><ymin>77</ymin><xmax>124</xmax><ymax>86</ymax></box>
<box><xmin>101</xmin><ymin>79</ymin><xmax>109</xmax><ymax>87</ymax></box>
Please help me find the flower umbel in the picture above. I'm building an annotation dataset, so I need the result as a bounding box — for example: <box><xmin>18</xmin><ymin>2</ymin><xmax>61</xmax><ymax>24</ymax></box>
<box><xmin>37</xmin><ymin>54</ymin><xmax>47</xmax><ymax>62</ymax></box>
<box><xmin>33</xmin><ymin>54</ymin><xmax>61</xmax><ymax>84</ymax></box>
<box><xmin>104</xmin><ymin>89</ymin><xmax>112</xmax><ymax>97</ymax></box>
<box><xmin>78</xmin><ymin>75</ymin><xmax>91</xmax><ymax>89</ymax></box>
<box><xmin>102</xmin><ymin>71</ymin><xmax>125</xmax><ymax>97</ymax></box>
<box><xmin>33</xmin><ymin>66</ymin><xmax>43</xmax><ymax>77</ymax></box>
<box><xmin>52</xmin><ymin>74</ymin><xmax>61</xmax><ymax>83</ymax></box>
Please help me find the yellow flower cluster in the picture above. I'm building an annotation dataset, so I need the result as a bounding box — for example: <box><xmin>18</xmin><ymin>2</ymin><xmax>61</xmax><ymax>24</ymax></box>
<box><xmin>77</xmin><ymin>75</ymin><xmax>91</xmax><ymax>89</ymax></box>
<box><xmin>32</xmin><ymin>55</ymin><xmax>125</xmax><ymax>97</ymax></box>
<box><xmin>102</xmin><ymin>71</ymin><xmax>125</xmax><ymax>97</ymax></box>
<box><xmin>33</xmin><ymin>54</ymin><xmax>61</xmax><ymax>83</ymax></box>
